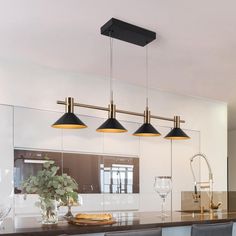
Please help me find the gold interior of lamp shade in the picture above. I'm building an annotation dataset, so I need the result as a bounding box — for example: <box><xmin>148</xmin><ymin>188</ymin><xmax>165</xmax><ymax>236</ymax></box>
<box><xmin>133</xmin><ymin>132</ymin><xmax>161</xmax><ymax>137</ymax></box>
<box><xmin>52</xmin><ymin>123</ymin><xmax>87</xmax><ymax>129</ymax></box>
<box><xmin>165</xmin><ymin>135</ymin><xmax>190</xmax><ymax>140</ymax></box>
<box><xmin>96</xmin><ymin>128</ymin><xmax>127</xmax><ymax>133</ymax></box>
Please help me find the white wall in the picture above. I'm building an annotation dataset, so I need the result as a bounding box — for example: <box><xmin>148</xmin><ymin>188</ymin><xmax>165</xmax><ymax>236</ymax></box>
<box><xmin>228</xmin><ymin>130</ymin><xmax>236</xmax><ymax>191</ymax></box>
<box><xmin>0</xmin><ymin>59</ymin><xmax>227</xmax><ymax>215</ymax></box>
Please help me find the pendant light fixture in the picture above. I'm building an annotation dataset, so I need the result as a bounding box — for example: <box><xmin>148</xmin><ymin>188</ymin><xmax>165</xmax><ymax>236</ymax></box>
<box><xmin>53</xmin><ymin>18</ymin><xmax>190</xmax><ymax>140</ymax></box>
<box><xmin>96</xmin><ymin>33</ymin><xmax>127</xmax><ymax>133</ymax></box>
<box><xmin>164</xmin><ymin>116</ymin><xmax>190</xmax><ymax>140</ymax></box>
<box><xmin>52</xmin><ymin>97</ymin><xmax>87</xmax><ymax>129</ymax></box>
<box><xmin>133</xmin><ymin>46</ymin><xmax>161</xmax><ymax>137</ymax></box>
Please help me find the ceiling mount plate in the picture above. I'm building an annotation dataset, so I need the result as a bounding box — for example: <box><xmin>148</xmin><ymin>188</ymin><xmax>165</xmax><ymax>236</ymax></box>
<box><xmin>101</xmin><ymin>18</ymin><xmax>156</xmax><ymax>47</ymax></box>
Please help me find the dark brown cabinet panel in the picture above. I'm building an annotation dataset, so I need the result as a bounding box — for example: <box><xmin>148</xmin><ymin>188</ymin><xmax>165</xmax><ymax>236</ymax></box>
<box><xmin>14</xmin><ymin>149</ymin><xmax>139</xmax><ymax>194</ymax></box>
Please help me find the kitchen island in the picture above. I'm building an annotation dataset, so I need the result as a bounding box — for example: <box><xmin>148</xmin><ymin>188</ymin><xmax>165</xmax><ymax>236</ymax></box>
<box><xmin>1</xmin><ymin>211</ymin><xmax>236</xmax><ymax>236</ymax></box>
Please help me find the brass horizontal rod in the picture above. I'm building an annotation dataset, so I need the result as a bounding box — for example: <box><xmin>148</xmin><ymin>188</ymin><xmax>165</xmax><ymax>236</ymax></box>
<box><xmin>116</xmin><ymin>109</ymin><xmax>185</xmax><ymax>123</ymax></box>
<box><xmin>74</xmin><ymin>102</ymin><xmax>109</xmax><ymax>112</ymax></box>
<box><xmin>151</xmin><ymin>115</ymin><xmax>182</xmax><ymax>123</ymax></box>
<box><xmin>57</xmin><ymin>101</ymin><xmax>66</xmax><ymax>105</ymax></box>
<box><xmin>56</xmin><ymin>100</ymin><xmax>185</xmax><ymax>123</ymax></box>
<box><xmin>116</xmin><ymin>109</ymin><xmax>144</xmax><ymax>117</ymax></box>
<box><xmin>56</xmin><ymin>101</ymin><xmax>109</xmax><ymax>111</ymax></box>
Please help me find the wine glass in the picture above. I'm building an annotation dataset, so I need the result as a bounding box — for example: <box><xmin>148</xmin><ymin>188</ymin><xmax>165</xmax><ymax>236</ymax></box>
<box><xmin>154</xmin><ymin>176</ymin><xmax>172</xmax><ymax>218</ymax></box>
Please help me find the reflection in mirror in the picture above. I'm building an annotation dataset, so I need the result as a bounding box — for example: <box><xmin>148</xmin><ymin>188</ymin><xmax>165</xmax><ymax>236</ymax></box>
<box><xmin>101</xmin><ymin>156</ymin><xmax>139</xmax><ymax>194</ymax></box>
<box><xmin>14</xmin><ymin>149</ymin><xmax>139</xmax><ymax>194</ymax></box>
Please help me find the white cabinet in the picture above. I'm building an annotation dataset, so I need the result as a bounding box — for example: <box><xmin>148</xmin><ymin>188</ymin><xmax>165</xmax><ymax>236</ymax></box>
<box><xmin>14</xmin><ymin>107</ymin><xmax>62</xmax><ymax>150</ymax></box>
<box><xmin>0</xmin><ymin>105</ymin><xmax>14</xmax><ymax>215</ymax></box>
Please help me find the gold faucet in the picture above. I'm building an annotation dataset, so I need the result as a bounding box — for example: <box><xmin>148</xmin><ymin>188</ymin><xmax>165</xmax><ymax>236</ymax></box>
<box><xmin>210</xmin><ymin>201</ymin><xmax>222</xmax><ymax>210</ymax></box>
<box><xmin>190</xmin><ymin>153</ymin><xmax>221</xmax><ymax>212</ymax></box>
<box><xmin>192</xmin><ymin>182</ymin><xmax>201</xmax><ymax>203</ymax></box>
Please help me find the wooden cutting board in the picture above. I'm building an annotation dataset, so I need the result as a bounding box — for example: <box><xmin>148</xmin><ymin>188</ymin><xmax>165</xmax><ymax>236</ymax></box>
<box><xmin>68</xmin><ymin>218</ymin><xmax>116</xmax><ymax>226</ymax></box>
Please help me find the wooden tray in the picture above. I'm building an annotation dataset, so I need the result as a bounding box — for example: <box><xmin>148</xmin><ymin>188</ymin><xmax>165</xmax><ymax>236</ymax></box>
<box><xmin>68</xmin><ymin>217</ymin><xmax>116</xmax><ymax>226</ymax></box>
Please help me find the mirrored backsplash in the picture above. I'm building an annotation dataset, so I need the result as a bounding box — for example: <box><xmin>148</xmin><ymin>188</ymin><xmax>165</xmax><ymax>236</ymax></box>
<box><xmin>14</xmin><ymin>149</ymin><xmax>139</xmax><ymax>194</ymax></box>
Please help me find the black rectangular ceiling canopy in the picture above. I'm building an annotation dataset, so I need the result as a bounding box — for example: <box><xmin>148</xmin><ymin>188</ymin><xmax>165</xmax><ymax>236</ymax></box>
<box><xmin>101</xmin><ymin>18</ymin><xmax>156</xmax><ymax>47</ymax></box>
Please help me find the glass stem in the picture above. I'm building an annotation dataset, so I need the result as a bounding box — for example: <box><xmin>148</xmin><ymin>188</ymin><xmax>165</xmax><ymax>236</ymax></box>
<box><xmin>68</xmin><ymin>205</ymin><xmax>72</xmax><ymax>214</ymax></box>
<box><xmin>161</xmin><ymin>197</ymin><xmax>166</xmax><ymax>215</ymax></box>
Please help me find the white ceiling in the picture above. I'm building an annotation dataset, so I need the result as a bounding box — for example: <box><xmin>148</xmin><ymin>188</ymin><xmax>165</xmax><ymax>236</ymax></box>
<box><xmin>0</xmin><ymin>0</ymin><xmax>236</xmax><ymax>129</ymax></box>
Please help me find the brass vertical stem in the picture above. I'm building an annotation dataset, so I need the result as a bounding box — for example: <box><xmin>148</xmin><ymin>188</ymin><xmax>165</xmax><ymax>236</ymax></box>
<box><xmin>65</xmin><ymin>97</ymin><xmax>74</xmax><ymax>113</ymax></box>
<box><xmin>144</xmin><ymin>108</ymin><xmax>151</xmax><ymax>124</ymax></box>
<box><xmin>109</xmin><ymin>103</ymin><xmax>116</xmax><ymax>119</ymax></box>
<box><xmin>174</xmin><ymin>116</ymin><xmax>180</xmax><ymax>128</ymax></box>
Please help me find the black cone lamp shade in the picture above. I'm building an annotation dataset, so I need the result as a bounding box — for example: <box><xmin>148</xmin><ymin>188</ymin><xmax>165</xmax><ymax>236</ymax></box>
<box><xmin>96</xmin><ymin>117</ymin><xmax>127</xmax><ymax>133</ymax></box>
<box><xmin>133</xmin><ymin>123</ymin><xmax>161</xmax><ymax>136</ymax></box>
<box><xmin>165</xmin><ymin>116</ymin><xmax>190</xmax><ymax>140</ymax></box>
<box><xmin>96</xmin><ymin>103</ymin><xmax>127</xmax><ymax>133</ymax></box>
<box><xmin>52</xmin><ymin>112</ymin><xmax>87</xmax><ymax>129</ymax></box>
<box><xmin>165</xmin><ymin>128</ymin><xmax>189</xmax><ymax>140</ymax></box>
<box><xmin>133</xmin><ymin>109</ymin><xmax>161</xmax><ymax>136</ymax></box>
<box><xmin>52</xmin><ymin>97</ymin><xmax>87</xmax><ymax>129</ymax></box>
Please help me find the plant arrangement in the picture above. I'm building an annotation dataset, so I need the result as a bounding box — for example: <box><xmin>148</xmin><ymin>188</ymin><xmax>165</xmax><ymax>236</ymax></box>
<box><xmin>22</xmin><ymin>160</ymin><xmax>78</xmax><ymax>224</ymax></box>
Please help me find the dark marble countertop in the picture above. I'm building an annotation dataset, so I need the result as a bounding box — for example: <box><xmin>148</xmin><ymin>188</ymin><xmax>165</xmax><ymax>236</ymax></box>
<box><xmin>1</xmin><ymin>211</ymin><xmax>236</xmax><ymax>236</ymax></box>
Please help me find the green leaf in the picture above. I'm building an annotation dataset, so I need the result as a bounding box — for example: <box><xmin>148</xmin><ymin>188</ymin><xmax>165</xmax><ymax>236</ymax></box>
<box><xmin>21</xmin><ymin>161</ymin><xmax>79</xmax><ymax>201</ymax></box>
